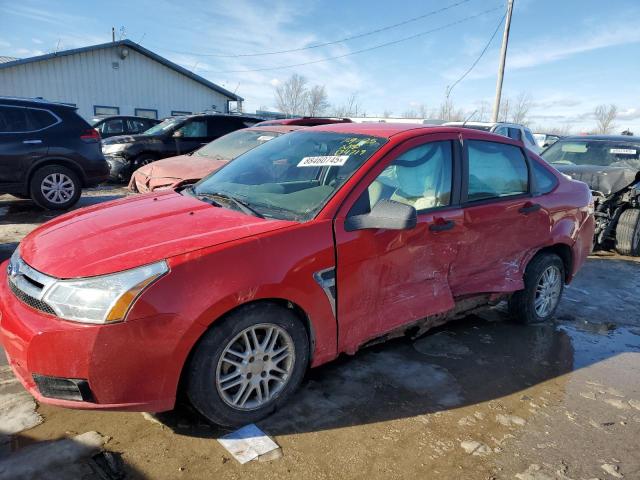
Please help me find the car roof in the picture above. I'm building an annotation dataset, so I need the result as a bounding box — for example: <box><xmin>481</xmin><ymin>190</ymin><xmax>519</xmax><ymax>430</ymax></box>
<box><xmin>92</xmin><ymin>115</ymin><xmax>159</xmax><ymax>121</ymax></box>
<box><xmin>0</xmin><ymin>96</ymin><xmax>76</xmax><ymax>109</ymax></box>
<box><xmin>247</xmin><ymin>125</ymin><xmax>306</xmax><ymax>134</ymax></box>
<box><xmin>300</xmin><ymin>122</ymin><xmax>496</xmax><ymax>139</ymax></box>
<box><xmin>563</xmin><ymin>135</ymin><xmax>640</xmax><ymax>142</ymax></box>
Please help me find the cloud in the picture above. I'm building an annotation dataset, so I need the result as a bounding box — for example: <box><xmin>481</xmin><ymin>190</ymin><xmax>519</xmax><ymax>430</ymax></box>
<box><xmin>32</xmin><ymin>38</ymin><xmax>43</xmax><ymax>44</ymax></box>
<box><xmin>0</xmin><ymin>5</ymin><xmax>88</xmax><ymax>25</ymax></box>
<box><xmin>0</xmin><ymin>39</ymin><xmax>10</xmax><ymax>48</ymax></box>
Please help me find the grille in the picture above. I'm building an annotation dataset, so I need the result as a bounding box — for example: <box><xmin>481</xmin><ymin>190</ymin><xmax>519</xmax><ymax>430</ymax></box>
<box><xmin>8</xmin><ymin>278</ymin><xmax>56</xmax><ymax>315</ymax></box>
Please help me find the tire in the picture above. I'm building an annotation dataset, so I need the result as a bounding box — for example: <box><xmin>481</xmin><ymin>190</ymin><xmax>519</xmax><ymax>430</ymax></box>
<box><xmin>186</xmin><ymin>303</ymin><xmax>310</xmax><ymax>427</ymax></box>
<box><xmin>134</xmin><ymin>154</ymin><xmax>157</xmax><ymax>168</ymax></box>
<box><xmin>615</xmin><ymin>208</ymin><xmax>640</xmax><ymax>256</ymax></box>
<box><xmin>29</xmin><ymin>165</ymin><xmax>81</xmax><ymax>210</ymax></box>
<box><xmin>508</xmin><ymin>253</ymin><xmax>565</xmax><ymax>324</ymax></box>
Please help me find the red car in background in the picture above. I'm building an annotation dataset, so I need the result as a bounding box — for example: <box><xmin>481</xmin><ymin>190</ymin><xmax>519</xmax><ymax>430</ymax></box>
<box><xmin>129</xmin><ymin>125</ymin><xmax>304</xmax><ymax>193</ymax></box>
<box><xmin>0</xmin><ymin>123</ymin><xmax>594</xmax><ymax>427</ymax></box>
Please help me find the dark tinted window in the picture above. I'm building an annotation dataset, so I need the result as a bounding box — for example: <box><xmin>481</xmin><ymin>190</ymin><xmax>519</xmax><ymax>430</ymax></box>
<box><xmin>208</xmin><ymin>117</ymin><xmax>243</xmax><ymax>137</ymax></box>
<box><xmin>103</xmin><ymin>119</ymin><xmax>125</xmax><ymax>135</ymax></box>
<box><xmin>28</xmin><ymin>109</ymin><xmax>58</xmax><ymax>130</ymax></box>
<box><xmin>531</xmin><ymin>159</ymin><xmax>558</xmax><ymax>194</ymax></box>
<box><xmin>368</xmin><ymin>141</ymin><xmax>453</xmax><ymax>211</ymax></box>
<box><xmin>127</xmin><ymin>118</ymin><xmax>148</xmax><ymax>133</ymax></box>
<box><xmin>467</xmin><ymin>140</ymin><xmax>529</xmax><ymax>201</ymax></box>
<box><xmin>177</xmin><ymin>119</ymin><xmax>207</xmax><ymax>138</ymax></box>
<box><xmin>0</xmin><ymin>106</ymin><xmax>30</xmax><ymax>133</ymax></box>
<box><xmin>524</xmin><ymin>129</ymin><xmax>536</xmax><ymax>145</ymax></box>
<box><xmin>507</xmin><ymin>127</ymin><xmax>522</xmax><ymax>141</ymax></box>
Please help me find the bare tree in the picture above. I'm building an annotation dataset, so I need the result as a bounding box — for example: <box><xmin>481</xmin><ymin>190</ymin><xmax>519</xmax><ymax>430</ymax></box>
<box><xmin>510</xmin><ymin>92</ymin><xmax>532</xmax><ymax>124</ymax></box>
<box><xmin>437</xmin><ymin>98</ymin><xmax>465</xmax><ymax>122</ymax></box>
<box><xmin>382</xmin><ymin>110</ymin><xmax>393</xmax><ymax>118</ymax></box>
<box><xmin>274</xmin><ymin>74</ymin><xmax>308</xmax><ymax>116</ymax></box>
<box><xmin>594</xmin><ymin>104</ymin><xmax>618</xmax><ymax>134</ymax></box>
<box><xmin>305</xmin><ymin>85</ymin><xmax>330</xmax><ymax>117</ymax></box>
<box><xmin>402</xmin><ymin>109</ymin><xmax>418</xmax><ymax>118</ymax></box>
<box><xmin>332</xmin><ymin>93</ymin><xmax>360</xmax><ymax>117</ymax></box>
<box><xmin>476</xmin><ymin>100</ymin><xmax>491</xmax><ymax>122</ymax></box>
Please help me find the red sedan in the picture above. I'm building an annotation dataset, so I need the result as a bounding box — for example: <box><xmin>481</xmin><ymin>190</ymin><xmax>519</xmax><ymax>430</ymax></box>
<box><xmin>0</xmin><ymin>123</ymin><xmax>594</xmax><ymax>427</ymax></box>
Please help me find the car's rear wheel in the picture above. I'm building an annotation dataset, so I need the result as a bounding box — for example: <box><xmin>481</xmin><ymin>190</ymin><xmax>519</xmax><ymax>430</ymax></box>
<box><xmin>186</xmin><ymin>303</ymin><xmax>309</xmax><ymax>427</ymax></box>
<box><xmin>30</xmin><ymin>165</ymin><xmax>81</xmax><ymax>210</ymax></box>
<box><xmin>508</xmin><ymin>253</ymin><xmax>564</xmax><ymax>324</ymax></box>
<box><xmin>615</xmin><ymin>208</ymin><xmax>640</xmax><ymax>256</ymax></box>
<box><xmin>135</xmin><ymin>154</ymin><xmax>156</xmax><ymax>168</ymax></box>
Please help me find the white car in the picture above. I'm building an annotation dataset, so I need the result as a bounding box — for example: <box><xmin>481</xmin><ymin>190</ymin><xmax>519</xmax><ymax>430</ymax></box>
<box><xmin>444</xmin><ymin>121</ymin><xmax>541</xmax><ymax>154</ymax></box>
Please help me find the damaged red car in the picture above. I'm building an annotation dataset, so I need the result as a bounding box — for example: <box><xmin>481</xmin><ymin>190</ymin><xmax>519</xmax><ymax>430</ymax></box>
<box><xmin>0</xmin><ymin>124</ymin><xmax>594</xmax><ymax>427</ymax></box>
<box><xmin>129</xmin><ymin>125</ymin><xmax>304</xmax><ymax>193</ymax></box>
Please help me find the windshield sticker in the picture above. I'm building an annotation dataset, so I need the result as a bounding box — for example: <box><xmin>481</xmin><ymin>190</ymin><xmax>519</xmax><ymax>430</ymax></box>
<box><xmin>257</xmin><ymin>135</ymin><xmax>276</xmax><ymax>142</ymax></box>
<box><xmin>336</xmin><ymin>137</ymin><xmax>380</xmax><ymax>156</ymax></box>
<box><xmin>610</xmin><ymin>148</ymin><xmax>637</xmax><ymax>155</ymax></box>
<box><xmin>298</xmin><ymin>155</ymin><xmax>349</xmax><ymax>167</ymax></box>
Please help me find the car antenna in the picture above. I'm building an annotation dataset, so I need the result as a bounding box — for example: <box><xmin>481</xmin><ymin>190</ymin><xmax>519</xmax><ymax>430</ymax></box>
<box><xmin>462</xmin><ymin>110</ymin><xmax>477</xmax><ymax>127</ymax></box>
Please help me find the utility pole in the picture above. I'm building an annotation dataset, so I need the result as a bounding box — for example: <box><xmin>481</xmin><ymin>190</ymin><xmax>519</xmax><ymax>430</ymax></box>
<box><xmin>491</xmin><ymin>0</ymin><xmax>514</xmax><ymax>122</ymax></box>
<box><xmin>112</xmin><ymin>27</ymin><xmax>115</xmax><ymax>43</ymax></box>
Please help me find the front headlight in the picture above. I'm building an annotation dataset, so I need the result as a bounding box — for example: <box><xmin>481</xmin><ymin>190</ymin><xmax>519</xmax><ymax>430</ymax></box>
<box><xmin>42</xmin><ymin>261</ymin><xmax>168</xmax><ymax>324</ymax></box>
<box><xmin>102</xmin><ymin>143</ymin><xmax>129</xmax><ymax>155</ymax></box>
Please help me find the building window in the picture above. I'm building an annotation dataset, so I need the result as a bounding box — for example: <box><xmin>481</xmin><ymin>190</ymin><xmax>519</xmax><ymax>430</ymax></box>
<box><xmin>171</xmin><ymin>110</ymin><xmax>191</xmax><ymax>116</ymax></box>
<box><xmin>94</xmin><ymin>105</ymin><xmax>119</xmax><ymax>116</ymax></box>
<box><xmin>135</xmin><ymin>108</ymin><xmax>158</xmax><ymax>119</ymax></box>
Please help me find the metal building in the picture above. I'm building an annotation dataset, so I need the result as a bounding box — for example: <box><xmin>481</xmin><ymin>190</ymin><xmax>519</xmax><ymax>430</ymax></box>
<box><xmin>0</xmin><ymin>40</ymin><xmax>243</xmax><ymax>120</ymax></box>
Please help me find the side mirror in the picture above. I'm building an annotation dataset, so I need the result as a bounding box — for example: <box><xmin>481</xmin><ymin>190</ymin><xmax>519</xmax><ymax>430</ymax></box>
<box><xmin>172</xmin><ymin>130</ymin><xmax>183</xmax><ymax>139</ymax></box>
<box><xmin>344</xmin><ymin>199</ymin><xmax>417</xmax><ymax>232</ymax></box>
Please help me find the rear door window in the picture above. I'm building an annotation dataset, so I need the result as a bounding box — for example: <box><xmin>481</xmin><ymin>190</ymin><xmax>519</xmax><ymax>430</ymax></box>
<box><xmin>27</xmin><ymin>109</ymin><xmax>58</xmax><ymax>130</ymax></box>
<box><xmin>507</xmin><ymin>127</ymin><xmax>522</xmax><ymax>141</ymax></box>
<box><xmin>177</xmin><ymin>119</ymin><xmax>208</xmax><ymax>138</ymax></box>
<box><xmin>466</xmin><ymin>140</ymin><xmax>529</xmax><ymax>202</ymax></box>
<box><xmin>103</xmin><ymin>119</ymin><xmax>125</xmax><ymax>135</ymax></box>
<box><xmin>0</xmin><ymin>106</ymin><xmax>30</xmax><ymax>133</ymax></box>
<box><xmin>208</xmin><ymin>117</ymin><xmax>242</xmax><ymax>137</ymax></box>
<box><xmin>127</xmin><ymin>118</ymin><xmax>148</xmax><ymax>133</ymax></box>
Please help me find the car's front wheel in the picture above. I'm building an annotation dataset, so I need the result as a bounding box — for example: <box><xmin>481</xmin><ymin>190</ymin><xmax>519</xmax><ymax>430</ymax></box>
<box><xmin>508</xmin><ymin>253</ymin><xmax>565</xmax><ymax>324</ymax></box>
<box><xmin>615</xmin><ymin>208</ymin><xmax>640</xmax><ymax>256</ymax></box>
<box><xmin>186</xmin><ymin>303</ymin><xmax>309</xmax><ymax>427</ymax></box>
<box><xmin>30</xmin><ymin>165</ymin><xmax>81</xmax><ymax>210</ymax></box>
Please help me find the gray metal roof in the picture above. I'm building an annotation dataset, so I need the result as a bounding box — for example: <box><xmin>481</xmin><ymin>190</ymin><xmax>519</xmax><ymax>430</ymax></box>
<box><xmin>0</xmin><ymin>56</ymin><xmax>19</xmax><ymax>64</ymax></box>
<box><xmin>0</xmin><ymin>40</ymin><xmax>242</xmax><ymax>101</ymax></box>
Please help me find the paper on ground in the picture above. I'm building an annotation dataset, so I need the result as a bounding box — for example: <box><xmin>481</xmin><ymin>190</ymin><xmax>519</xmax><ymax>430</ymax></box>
<box><xmin>217</xmin><ymin>424</ymin><xmax>280</xmax><ymax>464</ymax></box>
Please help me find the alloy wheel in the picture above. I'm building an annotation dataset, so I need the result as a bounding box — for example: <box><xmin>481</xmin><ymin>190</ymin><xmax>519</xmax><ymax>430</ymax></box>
<box><xmin>40</xmin><ymin>173</ymin><xmax>75</xmax><ymax>205</ymax></box>
<box><xmin>534</xmin><ymin>265</ymin><xmax>562</xmax><ymax>317</ymax></box>
<box><xmin>216</xmin><ymin>323</ymin><xmax>295</xmax><ymax>411</ymax></box>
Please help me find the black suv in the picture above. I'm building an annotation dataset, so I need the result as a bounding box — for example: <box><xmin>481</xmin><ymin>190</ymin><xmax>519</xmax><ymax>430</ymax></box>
<box><xmin>91</xmin><ymin>115</ymin><xmax>160</xmax><ymax>139</ymax></box>
<box><xmin>102</xmin><ymin>113</ymin><xmax>261</xmax><ymax>181</ymax></box>
<box><xmin>0</xmin><ymin>97</ymin><xmax>109</xmax><ymax>210</ymax></box>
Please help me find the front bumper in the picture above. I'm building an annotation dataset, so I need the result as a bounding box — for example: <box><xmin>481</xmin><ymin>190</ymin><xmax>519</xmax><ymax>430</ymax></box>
<box><xmin>0</xmin><ymin>263</ymin><xmax>176</xmax><ymax>412</ymax></box>
<box><xmin>128</xmin><ymin>171</ymin><xmax>183</xmax><ymax>193</ymax></box>
<box><xmin>105</xmin><ymin>155</ymin><xmax>130</xmax><ymax>182</ymax></box>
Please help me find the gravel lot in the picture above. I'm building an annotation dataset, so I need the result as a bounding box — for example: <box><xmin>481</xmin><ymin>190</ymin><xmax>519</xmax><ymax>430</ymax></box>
<box><xmin>1</xmin><ymin>187</ymin><xmax>639</xmax><ymax>479</ymax></box>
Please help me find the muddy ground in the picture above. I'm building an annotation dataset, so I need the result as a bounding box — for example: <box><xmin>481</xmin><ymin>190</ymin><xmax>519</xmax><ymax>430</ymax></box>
<box><xmin>1</xmin><ymin>188</ymin><xmax>639</xmax><ymax>479</ymax></box>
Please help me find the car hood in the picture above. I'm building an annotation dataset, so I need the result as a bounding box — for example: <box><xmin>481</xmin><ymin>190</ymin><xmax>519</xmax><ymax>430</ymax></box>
<box><xmin>554</xmin><ymin>164</ymin><xmax>638</xmax><ymax>195</ymax></box>
<box><xmin>19</xmin><ymin>191</ymin><xmax>295</xmax><ymax>278</ymax></box>
<box><xmin>136</xmin><ymin>154</ymin><xmax>230</xmax><ymax>181</ymax></box>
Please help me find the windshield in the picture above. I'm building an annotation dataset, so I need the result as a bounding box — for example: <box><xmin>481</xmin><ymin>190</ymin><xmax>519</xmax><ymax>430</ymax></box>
<box><xmin>196</xmin><ymin>129</ymin><xmax>283</xmax><ymax>160</ymax></box>
<box><xmin>542</xmin><ymin>139</ymin><xmax>640</xmax><ymax>168</ymax></box>
<box><xmin>193</xmin><ymin>131</ymin><xmax>387</xmax><ymax>221</ymax></box>
<box><xmin>142</xmin><ymin>117</ymin><xmax>184</xmax><ymax>136</ymax></box>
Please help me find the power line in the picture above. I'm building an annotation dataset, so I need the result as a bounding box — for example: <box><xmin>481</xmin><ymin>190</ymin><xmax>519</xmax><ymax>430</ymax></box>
<box><xmin>154</xmin><ymin>0</ymin><xmax>474</xmax><ymax>58</ymax></box>
<box><xmin>446</xmin><ymin>9</ymin><xmax>506</xmax><ymax>98</ymax></box>
<box><xmin>193</xmin><ymin>6</ymin><xmax>502</xmax><ymax>74</ymax></box>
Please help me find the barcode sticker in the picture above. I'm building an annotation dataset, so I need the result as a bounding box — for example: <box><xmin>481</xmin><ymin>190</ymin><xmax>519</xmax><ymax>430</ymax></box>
<box><xmin>610</xmin><ymin>148</ymin><xmax>636</xmax><ymax>155</ymax></box>
<box><xmin>298</xmin><ymin>155</ymin><xmax>349</xmax><ymax>167</ymax></box>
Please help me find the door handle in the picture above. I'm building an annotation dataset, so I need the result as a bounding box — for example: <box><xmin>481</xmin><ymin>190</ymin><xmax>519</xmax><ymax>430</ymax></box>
<box><xmin>519</xmin><ymin>202</ymin><xmax>541</xmax><ymax>215</ymax></box>
<box><xmin>23</xmin><ymin>139</ymin><xmax>42</xmax><ymax>144</ymax></box>
<box><xmin>429</xmin><ymin>219</ymin><xmax>455</xmax><ymax>232</ymax></box>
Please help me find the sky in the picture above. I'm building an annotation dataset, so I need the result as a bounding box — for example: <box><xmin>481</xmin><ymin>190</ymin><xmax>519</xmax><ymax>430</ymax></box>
<box><xmin>1</xmin><ymin>0</ymin><xmax>639</xmax><ymax>133</ymax></box>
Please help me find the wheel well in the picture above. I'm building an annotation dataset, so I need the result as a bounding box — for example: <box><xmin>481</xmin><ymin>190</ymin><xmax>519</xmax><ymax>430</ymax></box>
<box><xmin>535</xmin><ymin>244</ymin><xmax>572</xmax><ymax>282</ymax></box>
<box><xmin>176</xmin><ymin>298</ymin><xmax>315</xmax><ymax>402</ymax></box>
<box><xmin>27</xmin><ymin>159</ymin><xmax>86</xmax><ymax>188</ymax></box>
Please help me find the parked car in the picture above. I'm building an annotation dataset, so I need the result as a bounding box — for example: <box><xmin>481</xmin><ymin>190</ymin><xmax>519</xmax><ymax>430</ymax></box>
<box><xmin>444</xmin><ymin>121</ymin><xmax>541</xmax><ymax>153</ymax></box>
<box><xmin>0</xmin><ymin>97</ymin><xmax>109</xmax><ymax>209</ymax></box>
<box><xmin>91</xmin><ymin>115</ymin><xmax>160</xmax><ymax>139</ymax></box>
<box><xmin>253</xmin><ymin>117</ymin><xmax>352</xmax><ymax>127</ymax></box>
<box><xmin>129</xmin><ymin>125</ymin><xmax>304</xmax><ymax>193</ymax></box>
<box><xmin>102</xmin><ymin>113</ymin><xmax>261</xmax><ymax>181</ymax></box>
<box><xmin>0</xmin><ymin>124</ymin><xmax>594</xmax><ymax>427</ymax></box>
<box><xmin>533</xmin><ymin>133</ymin><xmax>561</xmax><ymax>150</ymax></box>
<box><xmin>542</xmin><ymin>135</ymin><xmax>640</xmax><ymax>255</ymax></box>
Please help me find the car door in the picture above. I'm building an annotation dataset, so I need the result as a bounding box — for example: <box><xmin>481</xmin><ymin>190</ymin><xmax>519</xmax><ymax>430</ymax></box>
<box><xmin>447</xmin><ymin>137</ymin><xmax>551</xmax><ymax>296</ymax></box>
<box><xmin>333</xmin><ymin>134</ymin><xmax>465</xmax><ymax>352</ymax></box>
<box><xmin>0</xmin><ymin>105</ymin><xmax>50</xmax><ymax>184</ymax></box>
<box><xmin>171</xmin><ymin>118</ymin><xmax>209</xmax><ymax>155</ymax></box>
